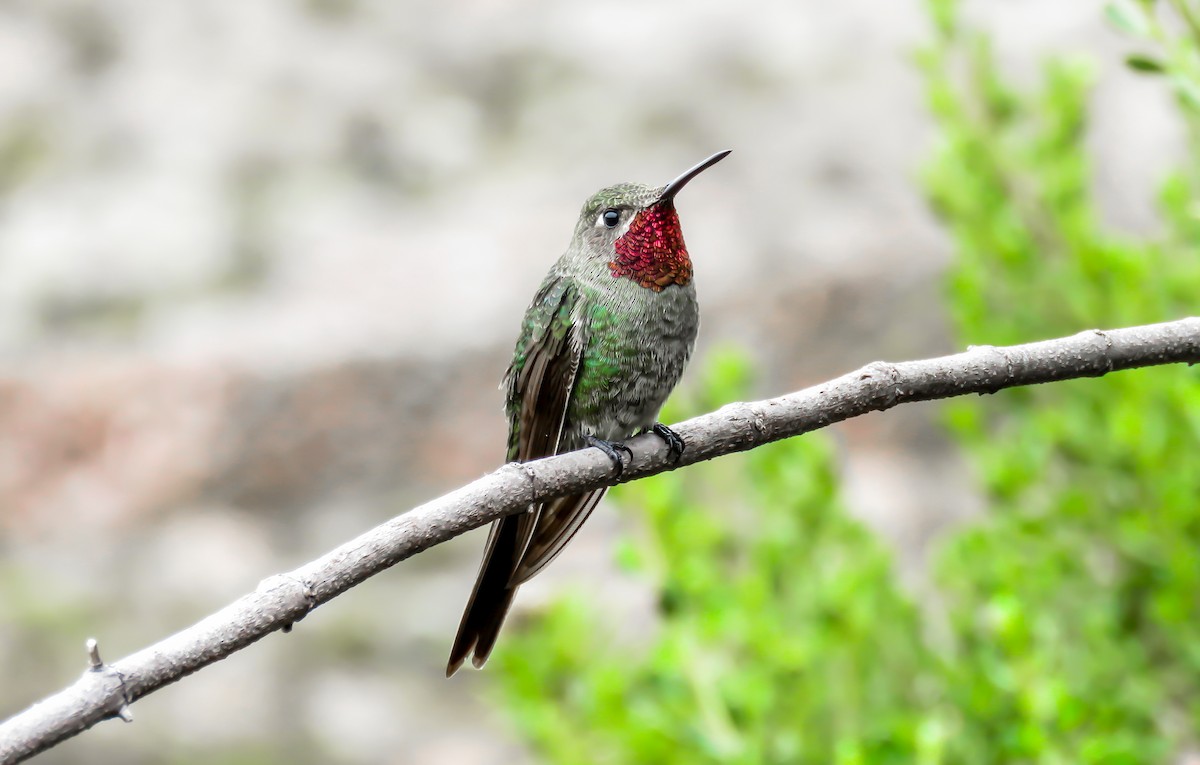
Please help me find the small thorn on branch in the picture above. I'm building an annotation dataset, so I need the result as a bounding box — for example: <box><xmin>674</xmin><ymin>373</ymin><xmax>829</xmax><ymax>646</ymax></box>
<box><xmin>86</xmin><ymin>638</ymin><xmax>103</xmax><ymax>670</ymax></box>
<box><xmin>85</xmin><ymin>637</ymin><xmax>134</xmax><ymax>725</ymax></box>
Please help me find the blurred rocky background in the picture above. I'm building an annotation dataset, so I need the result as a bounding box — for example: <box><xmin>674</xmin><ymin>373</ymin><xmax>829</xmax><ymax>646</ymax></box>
<box><xmin>0</xmin><ymin>0</ymin><xmax>1183</xmax><ymax>763</ymax></box>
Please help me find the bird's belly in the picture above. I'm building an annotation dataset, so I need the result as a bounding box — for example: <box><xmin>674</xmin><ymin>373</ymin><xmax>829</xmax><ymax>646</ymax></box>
<box><xmin>568</xmin><ymin>285</ymin><xmax>698</xmax><ymax>443</ymax></box>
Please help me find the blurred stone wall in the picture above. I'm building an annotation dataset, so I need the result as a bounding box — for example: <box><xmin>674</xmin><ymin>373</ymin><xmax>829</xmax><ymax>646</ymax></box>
<box><xmin>0</xmin><ymin>0</ymin><xmax>1181</xmax><ymax>763</ymax></box>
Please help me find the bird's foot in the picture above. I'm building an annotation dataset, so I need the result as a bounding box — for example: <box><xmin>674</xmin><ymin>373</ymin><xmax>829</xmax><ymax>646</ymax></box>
<box><xmin>651</xmin><ymin>422</ymin><xmax>686</xmax><ymax>461</ymax></box>
<box><xmin>586</xmin><ymin>435</ymin><xmax>633</xmax><ymax>477</ymax></box>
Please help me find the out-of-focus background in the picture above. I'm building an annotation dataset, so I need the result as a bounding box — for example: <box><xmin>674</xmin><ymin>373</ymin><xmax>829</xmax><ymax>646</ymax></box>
<box><xmin>2</xmin><ymin>0</ymin><xmax>1197</xmax><ymax>763</ymax></box>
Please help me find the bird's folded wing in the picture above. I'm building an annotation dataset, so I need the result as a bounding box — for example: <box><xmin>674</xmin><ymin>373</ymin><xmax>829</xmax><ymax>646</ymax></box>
<box><xmin>504</xmin><ymin>278</ymin><xmax>606</xmax><ymax>582</ymax></box>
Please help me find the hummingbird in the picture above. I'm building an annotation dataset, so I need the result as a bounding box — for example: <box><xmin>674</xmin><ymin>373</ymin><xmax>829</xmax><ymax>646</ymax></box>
<box><xmin>446</xmin><ymin>150</ymin><xmax>730</xmax><ymax>676</ymax></box>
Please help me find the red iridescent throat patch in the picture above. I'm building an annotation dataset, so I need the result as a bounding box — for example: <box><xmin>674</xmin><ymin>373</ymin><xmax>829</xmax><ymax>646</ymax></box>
<box><xmin>608</xmin><ymin>203</ymin><xmax>693</xmax><ymax>291</ymax></box>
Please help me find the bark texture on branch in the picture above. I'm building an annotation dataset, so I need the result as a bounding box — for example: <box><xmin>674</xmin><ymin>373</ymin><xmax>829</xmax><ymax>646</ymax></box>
<box><xmin>2</xmin><ymin>317</ymin><xmax>1198</xmax><ymax>763</ymax></box>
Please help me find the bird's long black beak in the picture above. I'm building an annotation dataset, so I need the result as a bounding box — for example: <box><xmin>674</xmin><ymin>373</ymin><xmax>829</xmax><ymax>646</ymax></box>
<box><xmin>659</xmin><ymin>149</ymin><xmax>731</xmax><ymax>203</ymax></box>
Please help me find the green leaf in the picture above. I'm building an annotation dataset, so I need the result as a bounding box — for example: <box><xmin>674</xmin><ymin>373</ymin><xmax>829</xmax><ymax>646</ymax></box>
<box><xmin>1104</xmin><ymin>2</ymin><xmax>1151</xmax><ymax>36</ymax></box>
<box><xmin>1124</xmin><ymin>53</ymin><xmax>1165</xmax><ymax>73</ymax></box>
<box><xmin>1172</xmin><ymin>74</ymin><xmax>1200</xmax><ymax>112</ymax></box>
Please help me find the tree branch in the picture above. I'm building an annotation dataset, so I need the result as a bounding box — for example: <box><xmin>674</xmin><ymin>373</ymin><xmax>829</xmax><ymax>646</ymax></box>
<box><xmin>3</xmin><ymin>317</ymin><xmax>1199</xmax><ymax>763</ymax></box>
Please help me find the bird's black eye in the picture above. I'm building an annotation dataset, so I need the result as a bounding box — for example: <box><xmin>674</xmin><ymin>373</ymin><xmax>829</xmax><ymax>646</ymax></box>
<box><xmin>602</xmin><ymin>209</ymin><xmax>620</xmax><ymax>228</ymax></box>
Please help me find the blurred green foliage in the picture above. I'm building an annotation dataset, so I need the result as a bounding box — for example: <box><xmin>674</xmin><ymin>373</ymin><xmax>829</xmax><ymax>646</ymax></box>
<box><xmin>923</xmin><ymin>0</ymin><xmax>1200</xmax><ymax>760</ymax></box>
<box><xmin>491</xmin><ymin>1</ymin><xmax>1200</xmax><ymax>762</ymax></box>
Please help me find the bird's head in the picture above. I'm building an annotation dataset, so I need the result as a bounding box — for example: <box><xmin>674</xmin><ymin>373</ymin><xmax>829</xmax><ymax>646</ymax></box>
<box><xmin>572</xmin><ymin>150</ymin><xmax>730</xmax><ymax>291</ymax></box>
